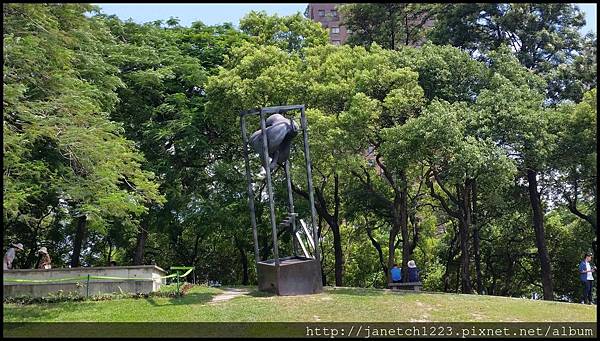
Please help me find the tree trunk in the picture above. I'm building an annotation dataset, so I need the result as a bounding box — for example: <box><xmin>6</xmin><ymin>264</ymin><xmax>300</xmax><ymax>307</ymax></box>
<box><xmin>443</xmin><ymin>225</ymin><xmax>458</xmax><ymax>292</ymax></box>
<box><xmin>458</xmin><ymin>219</ymin><xmax>471</xmax><ymax>293</ymax></box>
<box><xmin>471</xmin><ymin>179</ymin><xmax>484</xmax><ymax>294</ymax></box>
<box><xmin>134</xmin><ymin>226</ymin><xmax>148</xmax><ymax>265</ymax></box>
<box><xmin>388</xmin><ymin>205</ymin><xmax>402</xmax><ymax>283</ymax></box>
<box><xmin>564</xmin><ymin>179</ymin><xmax>597</xmax><ymax>254</ymax></box>
<box><xmin>25</xmin><ymin>230</ymin><xmax>38</xmax><ymax>269</ymax></box>
<box><xmin>365</xmin><ymin>219</ymin><xmax>388</xmax><ymax>282</ymax></box>
<box><xmin>399</xmin><ymin>188</ymin><xmax>410</xmax><ymax>283</ymax></box>
<box><xmin>458</xmin><ymin>182</ymin><xmax>473</xmax><ymax>294</ymax></box>
<box><xmin>106</xmin><ymin>241</ymin><xmax>112</xmax><ymax>266</ymax></box>
<box><xmin>331</xmin><ymin>174</ymin><xmax>344</xmax><ymax>286</ymax></box>
<box><xmin>331</xmin><ymin>222</ymin><xmax>344</xmax><ymax>286</ymax></box>
<box><xmin>318</xmin><ymin>216</ymin><xmax>327</xmax><ymax>287</ymax></box>
<box><xmin>526</xmin><ymin>168</ymin><xmax>554</xmax><ymax>300</ymax></box>
<box><xmin>238</xmin><ymin>242</ymin><xmax>249</xmax><ymax>285</ymax></box>
<box><xmin>70</xmin><ymin>215</ymin><xmax>87</xmax><ymax>268</ymax></box>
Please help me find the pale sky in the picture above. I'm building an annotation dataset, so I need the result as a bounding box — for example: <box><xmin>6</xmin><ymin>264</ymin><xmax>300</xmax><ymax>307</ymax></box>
<box><xmin>94</xmin><ymin>3</ymin><xmax>596</xmax><ymax>34</ymax></box>
<box><xmin>95</xmin><ymin>3</ymin><xmax>308</xmax><ymax>28</ymax></box>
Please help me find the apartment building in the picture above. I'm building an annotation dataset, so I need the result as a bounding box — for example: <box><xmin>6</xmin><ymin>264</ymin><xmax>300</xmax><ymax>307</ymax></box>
<box><xmin>304</xmin><ymin>3</ymin><xmax>349</xmax><ymax>45</ymax></box>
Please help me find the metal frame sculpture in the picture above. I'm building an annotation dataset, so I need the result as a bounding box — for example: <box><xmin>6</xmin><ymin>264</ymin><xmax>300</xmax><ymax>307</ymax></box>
<box><xmin>240</xmin><ymin>104</ymin><xmax>323</xmax><ymax>295</ymax></box>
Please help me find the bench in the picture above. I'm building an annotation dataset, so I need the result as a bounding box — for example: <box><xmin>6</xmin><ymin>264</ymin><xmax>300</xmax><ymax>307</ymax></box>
<box><xmin>388</xmin><ymin>281</ymin><xmax>423</xmax><ymax>291</ymax></box>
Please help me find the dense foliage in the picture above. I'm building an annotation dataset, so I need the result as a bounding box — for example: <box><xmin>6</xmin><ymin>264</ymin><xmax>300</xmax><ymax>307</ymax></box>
<box><xmin>3</xmin><ymin>3</ymin><xmax>596</xmax><ymax>302</ymax></box>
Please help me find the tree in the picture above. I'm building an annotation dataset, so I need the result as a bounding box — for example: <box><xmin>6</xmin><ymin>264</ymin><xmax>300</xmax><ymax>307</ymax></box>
<box><xmin>382</xmin><ymin>100</ymin><xmax>516</xmax><ymax>293</ymax></box>
<box><xmin>552</xmin><ymin>88</ymin><xmax>597</xmax><ymax>251</ymax></box>
<box><xmin>302</xmin><ymin>44</ymin><xmax>426</xmax><ymax>283</ymax></box>
<box><xmin>429</xmin><ymin>3</ymin><xmax>592</xmax><ymax>102</ymax></box>
<box><xmin>3</xmin><ymin>4</ymin><xmax>163</xmax><ymax>268</ymax></box>
<box><xmin>473</xmin><ymin>49</ymin><xmax>555</xmax><ymax>299</ymax></box>
<box><xmin>97</xmin><ymin>13</ymin><xmax>254</xmax><ymax>270</ymax></box>
<box><xmin>339</xmin><ymin>3</ymin><xmax>438</xmax><ymax>49</ymax></box>
<box><xmin>546</xmin><ymin>34</ymin><xmax>597</xmax><ymax>103</ymax></box>
<box><xmin>239</xmin><ymin>11</ymin><xmax>328</xmax><ymax>53</ymax></box>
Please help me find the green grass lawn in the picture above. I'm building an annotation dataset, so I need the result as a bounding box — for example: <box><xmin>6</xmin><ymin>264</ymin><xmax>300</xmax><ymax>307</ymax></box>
<box><xmin>3</xmin><ymin>285</ymin><xmax>596</xmax><ymax>322</ymax></box>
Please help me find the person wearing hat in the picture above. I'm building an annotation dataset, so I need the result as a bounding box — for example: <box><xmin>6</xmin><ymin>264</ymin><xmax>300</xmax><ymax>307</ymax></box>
<box><xmin>407</xmin><ymin>260</ymin><xmax>420</xmax><ymax>282</ymax></box>
<box><xmin>578</xmin><ymin>252</ymin><xmax>595</xmax><ymax>304</ymax></box>
<box><xmin>3</xmin><ymin>243</ymin><xmax>24</xmax><ymax>270</ymax></box>
<box><xmin>37</xmin><ymin>247</ymin><xmax>52</xmax><ymax>270</ymax></box>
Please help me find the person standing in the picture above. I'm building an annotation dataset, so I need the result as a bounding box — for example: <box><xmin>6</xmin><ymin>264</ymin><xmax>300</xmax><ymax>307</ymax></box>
<box><xmin>37</xmin><ymin>247</ymin><xmax>52</xmax><ymax>269</ymax></box>
<box><xmin>3</xmin><ymin>243</ymin><xmax>24</xmax><ymax>270</ymax></box>
<box><xmin>579</xmin><ymin>253</ymin><xmax>595</xmax><ymax>304</ymax></box>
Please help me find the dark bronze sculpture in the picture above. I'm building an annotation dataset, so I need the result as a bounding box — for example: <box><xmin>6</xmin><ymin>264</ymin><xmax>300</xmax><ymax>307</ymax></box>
<box><xmin>248</xmin><ymin>113</ymin><xmax>298</xmax><ymax>171</ymax></box>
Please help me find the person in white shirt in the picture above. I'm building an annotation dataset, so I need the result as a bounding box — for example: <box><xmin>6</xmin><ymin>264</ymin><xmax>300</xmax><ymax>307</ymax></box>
<box><xmin>3</xmin><ymin>243</ymin><xmax>24</xmax><ymax>270</ymax></box>
<box><xmin>578</xmin><ymin>253</ymin><xmax>596</xmax><ymax>304</ymax></box>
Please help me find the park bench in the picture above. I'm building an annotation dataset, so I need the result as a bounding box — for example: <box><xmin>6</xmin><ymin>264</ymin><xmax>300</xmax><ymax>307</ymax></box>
<box><xmin>388</xmin><ymin>281</ymin><xmax>423</xmax><ymax>291</ymax></box>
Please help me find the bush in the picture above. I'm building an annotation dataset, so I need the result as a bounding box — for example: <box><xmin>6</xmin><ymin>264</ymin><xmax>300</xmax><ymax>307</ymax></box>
<box><xmin>4</xmin><ymin>290</ymin><xmax>84</xmax><ymax>305</ymax></box>
<box><xmin>3</xmin><ymin>284</ymin><xmax>199</xmax><ymax>305</ymax></box>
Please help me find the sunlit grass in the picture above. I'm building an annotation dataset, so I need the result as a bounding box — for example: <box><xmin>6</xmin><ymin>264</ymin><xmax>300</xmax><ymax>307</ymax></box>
<box><xmin>3</xmin><ymin>285</ymin><xmax>596</xmax><ymax>322</ymax></box>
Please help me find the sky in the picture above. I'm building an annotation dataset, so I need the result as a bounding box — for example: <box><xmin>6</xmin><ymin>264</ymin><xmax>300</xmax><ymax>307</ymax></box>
<box><xmin>95</xmin><ymin>3</ymin><xmax>597</xmax><ymax>34</ymax></box>
<box><xmin>95</xmin><ymin>3</ymin><xmax>309</xmax><ymax>28</ymax></box>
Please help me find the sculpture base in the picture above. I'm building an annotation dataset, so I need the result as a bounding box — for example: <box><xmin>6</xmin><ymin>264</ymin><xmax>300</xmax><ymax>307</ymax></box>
<box><xmin>257</xmin><ymin>256</ymin><xmax>323</xmax><ymax>296</ymax></box>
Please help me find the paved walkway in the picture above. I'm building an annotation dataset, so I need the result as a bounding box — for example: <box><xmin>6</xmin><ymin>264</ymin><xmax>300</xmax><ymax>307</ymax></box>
<box><xmin>210</xmin><ymin>287</ymin><xmax>250</xmax><ymax>303</ymax></box>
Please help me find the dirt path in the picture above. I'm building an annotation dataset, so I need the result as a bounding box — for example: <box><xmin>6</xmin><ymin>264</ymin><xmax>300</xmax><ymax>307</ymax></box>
<box><xmin>210</xmin><ymin>287</ymin><xmax>250</xmax><ymax>303</ymax></box>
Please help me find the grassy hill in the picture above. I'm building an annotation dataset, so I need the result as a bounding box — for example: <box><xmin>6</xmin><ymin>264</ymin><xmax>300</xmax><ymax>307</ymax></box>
<box><xmin>3</xmin><ymin>285</ymin><xmax>596</xmax><ymax>323</ymax></box>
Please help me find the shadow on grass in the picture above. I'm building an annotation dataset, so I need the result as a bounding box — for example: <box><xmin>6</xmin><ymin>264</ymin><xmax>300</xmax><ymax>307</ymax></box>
<box><xmin>245</xmin><ymin>290</ymin><xmax>276</xmax><ymax>298</ymax></box>
<box><xmin>325</xmin><ymin>287</ymin><xmax>387</xmax><ymax>296</ymax></box>
<box><xmin>3</xmin><ymin>300</ymin><xmax>90</xmax><ymax>321</ymax></box>
<box><xmin>3</xmin><ymin>306</ymin><xmax>49</xmax><ymax>320</ymax></box>
<box><xmin>144</xmin><ymin>292</ymin><xmax>217</xmax><ymax>307</ymax></box>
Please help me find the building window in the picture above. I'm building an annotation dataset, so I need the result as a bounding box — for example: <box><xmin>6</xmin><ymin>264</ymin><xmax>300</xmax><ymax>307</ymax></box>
<box><xmin>331</xmin><ymin>9</ymin><xmax>338</xmax><ymax>17</ymax></box>
<box><xmin>318</xmin><ymin>10</ymin><xmax>325</xmax><ymax>17</ymax></box>
<box><xmin>331</xmin><ymin>27</ymin><xmax>340</xmax><ymax>34</ymax></box>
<box><xmin>332</xmin><ymin>40</ymin><xmax>341</xmax><ymax>46</ymax></box>
<box><xmin>347</xmin><ymin>28</ymin><xmax>352</xmax><ymax>34</ymax></box>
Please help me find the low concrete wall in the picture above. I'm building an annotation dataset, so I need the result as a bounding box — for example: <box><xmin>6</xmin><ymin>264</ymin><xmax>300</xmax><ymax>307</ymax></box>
<box><xmin>3</xmin><ymin>265</ymin><xmax>167</xmax><ymax>298</ymax></box>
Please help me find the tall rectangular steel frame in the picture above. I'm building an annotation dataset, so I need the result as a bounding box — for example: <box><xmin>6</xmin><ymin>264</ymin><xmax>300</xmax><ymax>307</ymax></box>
<box><xmin>240</xmin><ymin>105</ymin><xmax>323</xmax><ymax>295</ymax></box>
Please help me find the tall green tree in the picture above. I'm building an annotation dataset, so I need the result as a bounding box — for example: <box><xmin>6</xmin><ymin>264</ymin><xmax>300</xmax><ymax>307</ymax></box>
<box><xmin>239</xmin><ymin>11</ymin><xmax>328</xmax><ymax>53</ymax></box>
<box><xmin>97</xmin><ymin>14</ymin><xmax>254</xmax><ymax>269</ymax></box>
<box><xmin>339</xmin><ymin>3</ymin><xmax>438</xmax><ymax>49</ymax></box>
<box><xmin>473</xmin><ymin>49</ymin><xmax>556</xmax><ymax>299</ymax></box>
<box><xmin>552</xmin><ymin>88</ymin><xmax>597</xmax><ymax>252</ymax></box>
<box><xmin>302</xmin><ymin>44</ymin><xmax>426</xmax><ymax>283</ymax></box>
<box><xmin>429</xmin><ymin>3</ymin><xmax>593</xmax><ymax>102</ymax></box>
<box><xmin>383</xmin><ymin>100</ymin><xmax>516</xmax><ymax>293</ymax></box>
<box><xmin>3</xmin><ymin>3</ymin><xmax>163</xmax><ymax>268</ymax></box>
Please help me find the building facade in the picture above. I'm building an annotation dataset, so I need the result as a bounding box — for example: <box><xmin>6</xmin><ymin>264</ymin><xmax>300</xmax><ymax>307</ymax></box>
<box><xmin>305</xmin><ymin>3</ymin><xmax>349</xmax><ymax>45</ymax></box>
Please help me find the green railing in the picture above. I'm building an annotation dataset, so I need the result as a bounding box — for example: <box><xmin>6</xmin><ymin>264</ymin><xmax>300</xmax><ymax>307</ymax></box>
<box><xmin>168</xmin><ymin>266</ymin><xmax>195</xmax><ymax>295</ymax></box>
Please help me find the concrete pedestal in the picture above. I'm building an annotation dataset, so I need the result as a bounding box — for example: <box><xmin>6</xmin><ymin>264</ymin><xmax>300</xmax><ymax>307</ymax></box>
<box><xmin>257</xmin><ymin>256</ymin><xmax>322</xmax><ymax>296</ymax></box>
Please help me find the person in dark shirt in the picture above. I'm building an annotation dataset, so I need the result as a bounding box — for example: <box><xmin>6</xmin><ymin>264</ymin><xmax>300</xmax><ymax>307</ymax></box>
<box><xmin>36</xmin><ymin>247</ymin><xmax>51</xmax><ymax>269</ymax></box>
<box><xmin>407</xmin><ymin>260</ymin><xmax>420</xmax><ymax>282</ymax></box>
<box><xmin>578</xmin><ymin>252</ymin><xmax>595</xmax><ymax>304</ymax></box>
<box><xmin>390</xmin><ymin>263</ymin><xmax>402</xmax><ymax>283</ymax></box>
